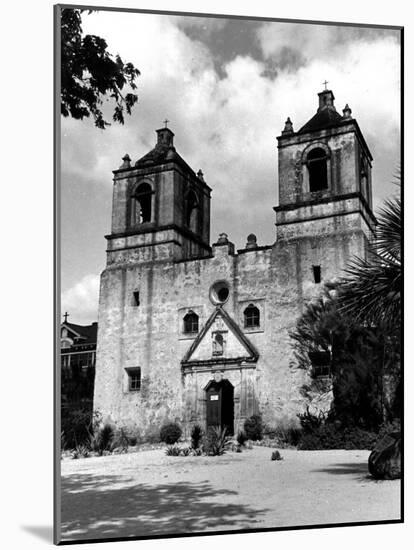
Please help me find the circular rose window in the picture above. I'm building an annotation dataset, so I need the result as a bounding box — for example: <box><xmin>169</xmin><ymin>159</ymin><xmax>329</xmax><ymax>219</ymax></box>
<box><xmin>209</xmin><ymin>280</ymin><xmax>230</xmax><ymax>305</ymax></box>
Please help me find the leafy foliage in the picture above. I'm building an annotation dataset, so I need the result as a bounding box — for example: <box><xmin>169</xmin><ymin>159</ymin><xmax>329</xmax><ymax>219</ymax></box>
<box><xmin>160</xmin><ymin>422</ymin><xmax>182</xmax><ymax>445</ymax></box>
<box><xmin>61</xmin><ymin>8</ymin><xmax>140</xmax><ymax>128</ymax></box>
<box><xmin>297</xmin><ymin>406</ymin><xmax>327</xmax><ymax>433</ymax></box>
<box><xmin>298</xmin><ymin>424</ymin><xmax>378</xmax><ymax>451</ymax></box>
<box><xmin>243</xmin><ymin>414</ymin><xmax>263</xmax><ymax>441</ymax></box>
<box><xmin>61</xmin><ymin>407</ymin><xmax>101</xmax><ymax>449</ymax></box>
<box><xmin>291</xmin><ymin>290</ymin><xmax>401</xmax><ymax>430</ymax></box>
<box><xmin>90</xmin><ymin>423</ymin><xmax>115</xmax><ymax>455</ymax></box>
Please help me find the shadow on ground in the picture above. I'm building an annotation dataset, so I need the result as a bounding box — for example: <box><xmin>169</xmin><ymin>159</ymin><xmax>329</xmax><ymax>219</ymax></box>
<box><xmin>312</xmin><ymin>461</ymin><xmax>369</xmax><ymax>477</ymax></box>
<box><xmin>311</xmin><ymin>461</ymin><xmax>398</xmax><ymax>483</ymax></box>
<box><xmin>61</xmin><ymin>473</ymin><xmax>268</xmax><ymax>541</ymax></box>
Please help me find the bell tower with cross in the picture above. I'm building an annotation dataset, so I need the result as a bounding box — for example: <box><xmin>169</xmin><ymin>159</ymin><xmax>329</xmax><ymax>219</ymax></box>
<box><xmin>275</xmin><ymin>85</ymin><xmax>377</xmax><ymax>277</ymax></box>
<box><xmin>106</xmin><ymin>120</ymin><xmax>212</xmax><ymax>265</ymax></box>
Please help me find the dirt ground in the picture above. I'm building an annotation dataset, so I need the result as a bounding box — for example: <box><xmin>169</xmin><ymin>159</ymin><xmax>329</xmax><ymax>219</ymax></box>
<box><xmin>60</xmin><ymin>446</ymin><xmax>401</xmax><ymax>542</ymax></box>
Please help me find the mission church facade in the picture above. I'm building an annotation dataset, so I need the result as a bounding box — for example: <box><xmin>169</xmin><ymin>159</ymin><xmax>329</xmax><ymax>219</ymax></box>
<box><xmin>93</xmin><ymin>88</ymin><xmax>376</xmax><ymax>437</ymax></box>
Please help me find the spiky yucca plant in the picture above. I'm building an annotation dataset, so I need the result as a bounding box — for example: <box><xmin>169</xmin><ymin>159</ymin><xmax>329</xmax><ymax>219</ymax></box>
<box><xmin>203</xmin><ymin>426</ymin><xmax>232</xmax><ymax>456</ymax></box>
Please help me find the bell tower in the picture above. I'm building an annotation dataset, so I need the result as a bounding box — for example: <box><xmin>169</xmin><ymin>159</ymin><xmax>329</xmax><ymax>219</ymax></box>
<box><xmin>275</xmin><ymin>88</ymin><xmax>376</xmax><ymax>266</ymax></box>
<box><xmin>106</xmin><ymin>125</ymin><xmax>211</xmax><ymax>266</ymax></box>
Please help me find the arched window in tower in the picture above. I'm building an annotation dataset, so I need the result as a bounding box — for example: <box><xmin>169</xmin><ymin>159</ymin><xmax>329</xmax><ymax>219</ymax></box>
<box><xmin>244</xmin><ymin>304</ymin><xmax>260</xmax><ymax>329</ymax></box>
<box><xmin>183</xmin><ymin>311</ymin><xmax>199</xmax><ymax>334</ymax></box>
<box><xmin>185</xmin><ymin>190</ymin><xmax>199</xmax><ymax>233</ymax></box>
<box><xmin>307</xmin><ymin>147</ymin><xmax>328</xmax><ymax>192</ymax></box>
<box><xmin>132</xmin><ymin>182</ymin><xmax>152</xmax><ymax>225</ymax></box>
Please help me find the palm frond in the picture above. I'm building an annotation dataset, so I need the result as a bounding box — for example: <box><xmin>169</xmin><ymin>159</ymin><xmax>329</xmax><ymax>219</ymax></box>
<box><xmin>374</xmin><ymin>196</ymin><xmax>401</xmax><ymax>263</ymax></box>
<box><xmin>339</xmin><ymin>252</ymin><xmax>401</xmax><ymax>328</ymax></box>
<box><xmin>336</xmin><ymin>187</ymin><xmax>401</xmax><ymax>330</ymax></box>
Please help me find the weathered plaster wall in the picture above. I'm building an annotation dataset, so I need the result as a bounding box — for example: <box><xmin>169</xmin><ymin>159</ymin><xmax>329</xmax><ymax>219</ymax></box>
<box><xmin>94</xmin><ymin>220</ymin><xmax>364</xmax><ymax>437</ymax></box>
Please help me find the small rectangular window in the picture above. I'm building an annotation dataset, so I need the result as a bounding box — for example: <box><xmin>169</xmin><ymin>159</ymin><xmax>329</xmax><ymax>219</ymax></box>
<box><xmin>312</xmin><ymin>265</ymin><xmax>321</xmax><ymax>284</ymax></box>
<box><xmin>126</xmin><ymin>367</ymin><xmax>141</xmax><ymax>391</ymax></box>
<box><xmin>132</xmin><ymin>291</ymin><xmax>140</xmax><ymax>306</ymax></box>
<box><xmin>309</xmin><ymin>351</ymin><xmax>331</xmax><ymax>379</ymax></box>
<box><xmin>312</xmin><ymin>364</ymin><xmax>331</xmax><ymax>378</ymax></box>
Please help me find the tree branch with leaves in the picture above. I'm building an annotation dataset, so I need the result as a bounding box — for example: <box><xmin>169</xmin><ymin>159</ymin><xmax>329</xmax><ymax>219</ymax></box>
<box><xmin>60</xmin><ymin>8</ymin><xmax>140</xmax><ymax>129</ymax></box>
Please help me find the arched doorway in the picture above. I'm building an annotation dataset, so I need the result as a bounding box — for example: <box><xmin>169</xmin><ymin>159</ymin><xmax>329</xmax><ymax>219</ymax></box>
<box><xmin>205</xmin><ymin>378</ymin><xmax>234</xmax><ymax>435</ymax></box>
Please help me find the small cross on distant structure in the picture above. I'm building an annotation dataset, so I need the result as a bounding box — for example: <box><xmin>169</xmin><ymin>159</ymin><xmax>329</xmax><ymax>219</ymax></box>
<box><xmin>323</xmin><ymin>80</ymin><xmax>329</xmax><ymax>90</ymax></box>
<box><xmin>163</xmin><ymin>119</ymin><xmax>169</xmax><ymax>128</ymax></box>
<box><xmin>63</xmin><ymin>311</ymin><xmax>69</xmax><ymax>323</ymax></box>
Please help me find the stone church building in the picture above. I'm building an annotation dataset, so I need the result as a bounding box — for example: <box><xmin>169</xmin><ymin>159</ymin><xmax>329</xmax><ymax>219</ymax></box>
<box><xmin>93</xmin><ymin>88</ymin><xmax>376</xmax><ymax>437</ymax></box>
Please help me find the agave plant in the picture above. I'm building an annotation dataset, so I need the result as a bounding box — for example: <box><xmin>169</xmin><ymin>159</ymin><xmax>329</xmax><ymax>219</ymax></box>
<box><xmin>165</xmin><ymin>444</ymin><xmax>181</xmax><ymax>456</ymax></box>
<box><xmin>203</xmin><ymin>426</ymin><xmax>233</xmax><ymax>456</ymax></box>
<box><xmin>71</xmin><ymin>444</ymin><xmax>90</xmax><ymax>459</ymax></box>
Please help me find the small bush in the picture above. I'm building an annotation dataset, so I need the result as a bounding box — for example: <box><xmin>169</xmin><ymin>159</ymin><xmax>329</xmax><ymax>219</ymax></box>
<box><xmin>277</xmin><ymin>427</ymin><xmax>301</xmax><ymax>447</ymax></box>
<box><xmin>91</xmin><ymin>423</ymin><xmax>115</xmax><ymax>455</ymax></box>
<box><xmin>203</xmin><ymin>426</ymin><xmax>232</xmax><ymax>456</ymax></box>
<box><xmin>297</xmin><ymin>406</ymin><xmax>327</xmax><ymax>434</ymax></box>
<box><xmin>61</xmin><ymin>407</ymin><xmax>94</xmax><ymax>449</ymax></box>
<box><xmin>244</xmin><ymin>414</ymin><xmax>263</xmax><ymax>441</ymax></box>
<box><xmin>111</xmin><ymin>427</ymin><xmax>129</xmax><ymax>453</ymax></box>
<box><xmin>191</xmin><ymin>424</ymin><xmax>203</xmax><ymax>449</ymax></box>
<box><xmin>271</xmin><ymin>450</ymin><xmax>283</xmax><ymax>461</ymax></box>
<box><xmin>160</xmin><ymin>422</ymin><xmax>182</xmax><ymax>445</ymax></box>
<box><xmin>127</xmin><ymin>435</ymin><xmax>138</xmax><ymax>446</ymax></box>
<box><xmin>236</xmin><ymin>430</ymin><xmax>248</xmax><ymax>447</ymax></box>
<box><xmin>123</xmin><ymin>425</ymin><xmax>141</xmax><ymax>447</ymax></box>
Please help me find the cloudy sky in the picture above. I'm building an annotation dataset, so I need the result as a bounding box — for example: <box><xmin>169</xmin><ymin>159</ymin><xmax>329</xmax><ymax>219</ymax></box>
<box><xmin>60</xmin><ymin>9</ymin><xmax>401</xmax><ymax>325</ymax></box>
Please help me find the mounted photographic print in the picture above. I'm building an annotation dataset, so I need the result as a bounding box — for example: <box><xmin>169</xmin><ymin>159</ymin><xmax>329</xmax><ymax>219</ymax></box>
<box><xmin>55</xmin><ymin>4</ymin><xmax>403</xmax><ymax>545</ymax></box>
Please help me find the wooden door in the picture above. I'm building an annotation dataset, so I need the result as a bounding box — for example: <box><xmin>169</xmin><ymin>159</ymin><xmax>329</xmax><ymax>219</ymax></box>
<box><xmin>206</xmin><ymin>383</ymin><xmax>221</xmax><ymax>428</ymax></box>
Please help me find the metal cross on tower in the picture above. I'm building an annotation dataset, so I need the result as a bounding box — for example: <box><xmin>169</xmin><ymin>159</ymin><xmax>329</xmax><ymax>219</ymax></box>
<box><xmin>323</xmin><ymin>80</ymin><xmax>329</xmax><ymax>90</ymax></box>
<box><xmin>63</xmin><ymin>311</ymin><xmax>69</xmax><ymax>323</ymax></box>
<box><xmin>163</xmin><ymin>119</ymin><xmax>169</xmax><ymax>128</ymax></box>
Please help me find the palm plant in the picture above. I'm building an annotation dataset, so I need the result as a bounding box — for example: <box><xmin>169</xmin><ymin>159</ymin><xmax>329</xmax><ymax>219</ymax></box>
<box><xmin>338</xmin><ymin>189</ymin><xmax>401</xmax><ymax>330</ymax></box>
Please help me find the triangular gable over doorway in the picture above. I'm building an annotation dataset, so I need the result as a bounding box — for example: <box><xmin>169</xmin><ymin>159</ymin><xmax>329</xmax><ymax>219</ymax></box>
<box><xmin>181</xmin><ymin>306</ymin><xmax>259</xmax><ymax>366</ymax></box>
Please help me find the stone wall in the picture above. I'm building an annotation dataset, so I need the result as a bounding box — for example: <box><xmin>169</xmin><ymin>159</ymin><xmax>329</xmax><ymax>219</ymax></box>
<box><xmin>94</xmin><ymin>220</ymin><xmax>366</xmax><ymax>437</ymax></box>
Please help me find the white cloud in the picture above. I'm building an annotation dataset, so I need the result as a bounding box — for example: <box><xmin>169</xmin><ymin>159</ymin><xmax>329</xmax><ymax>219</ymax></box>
<box><xmin>61</xmin><ymin>274</ymin><xmax>100</xmax><ymax>325</ymax></box>
<box><xmin>175</xmin><ymin>15</ymin><xmax>227</xmax><ymax>35</ymax></box>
